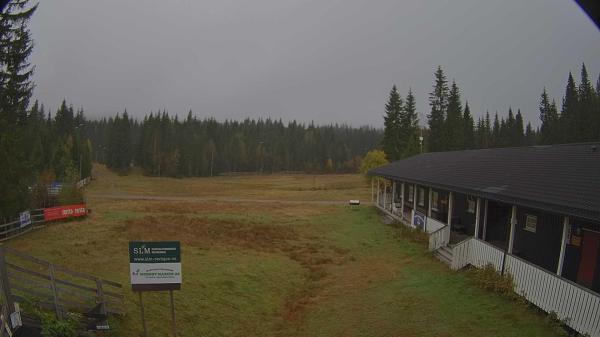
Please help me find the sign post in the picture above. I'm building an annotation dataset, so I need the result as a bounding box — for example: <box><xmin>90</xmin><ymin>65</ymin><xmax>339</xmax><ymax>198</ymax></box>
<box><xmin>129</xmin><ymin>241</ymin><xmax>181</xmax><ymax>337</ymax></box>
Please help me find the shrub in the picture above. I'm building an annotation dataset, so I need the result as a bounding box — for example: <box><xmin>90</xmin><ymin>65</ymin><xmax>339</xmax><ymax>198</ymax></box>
<box><xmin>468</xmin><ymin>264</ymin><xmax>518</xmax><ymax>299</ymax></box>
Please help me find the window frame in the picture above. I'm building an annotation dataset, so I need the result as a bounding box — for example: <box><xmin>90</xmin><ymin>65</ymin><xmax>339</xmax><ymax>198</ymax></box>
<box><xmin>418</xmin><ymin>187</ymin><xmax>425</xmax><ymax>207</ymax></box>
<box><xmin>431</xmin><ymin>191</ymin><xmax>439</xmax><ymax>212</ymax></box>
<box><xmin>524</xmin><ymin>214</ymin><xmax>537</xmax><ymax>233</ymax></box>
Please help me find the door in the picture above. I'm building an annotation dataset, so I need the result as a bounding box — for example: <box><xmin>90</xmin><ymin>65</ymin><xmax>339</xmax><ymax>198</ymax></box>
<box><xmin>576</xmin><ymin>230</ymin><xmax>600</xmax><ymax>288</ymax></box>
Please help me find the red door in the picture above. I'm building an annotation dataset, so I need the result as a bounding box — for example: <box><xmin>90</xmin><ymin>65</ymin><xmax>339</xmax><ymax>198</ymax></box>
<box><xmin>577</xmin><ymin>230</ymin><xmax>600</xmax><ymax>288</ymax></box>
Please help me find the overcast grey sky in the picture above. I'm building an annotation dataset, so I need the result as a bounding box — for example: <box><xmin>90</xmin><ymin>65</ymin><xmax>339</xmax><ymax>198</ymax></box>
<box><xmin>30</xmin><ymin>0</ymin><xmax>600</xmax><ymax>127</ymax></box>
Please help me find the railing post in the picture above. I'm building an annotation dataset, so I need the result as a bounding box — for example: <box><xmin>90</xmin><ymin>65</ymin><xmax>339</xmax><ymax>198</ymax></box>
<box><xmin>508</xmin><ymin>205</ymin><xmax>517</xmax><ymax>254</ymax></box>
<box><xmin>482</xmin><ymin>200</ymin><xmax>488</xmax><ymax>240</ymax></box>
<box><xmin>400</xmin><ymin>182</ymin><xmax>404</xmax><ymax>219</ymax></box>
<box><xmin>376</xmin><ymin>179</ymin><xmax>380</xmax><ymax>206</ymax></box>
<box><xmin>557</xmin><ymin>217</ymin><xmax>569</xmax><ymax>276</ymax></box>
<box><xmin>0</xmin><ymin>247</ymin><xmax>14</xmax><ymax>315</ymax></box>
<box><xmin>447</xmin><ymin>192</ymin><xmax>453</xmax><ymax>227</ymax></box>
<box><xmin>474</xmin><ymin>197</ymin><xmax>481</xmax><ymax>239</ymax></box>
<box><xmin>48</xmin><ymin>263</ymin><xmax>63</xmax><ymax>320</ymax></box>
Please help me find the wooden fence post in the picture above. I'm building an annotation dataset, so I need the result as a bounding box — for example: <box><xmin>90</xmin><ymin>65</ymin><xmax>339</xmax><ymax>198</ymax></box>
<box><xmin>0</xmin><ymin>247</ymin><xmax>14</xmax><ymax>315</ymax></box>
<box><xmin>96</xmin><ymin>279</ymin><xmax>106</xmax><ymax>316</ymax></box>
<box><xmin>48</xmin><ymin>263</ymin><xmax>63</xmax><ymax>320</ymax></box>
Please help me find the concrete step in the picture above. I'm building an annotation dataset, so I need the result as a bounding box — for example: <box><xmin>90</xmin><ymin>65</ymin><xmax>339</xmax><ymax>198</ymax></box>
<box><xmin>434</xmin><ymin>246</ymin><xmax>453</xmax><ymax>265</ymax></box>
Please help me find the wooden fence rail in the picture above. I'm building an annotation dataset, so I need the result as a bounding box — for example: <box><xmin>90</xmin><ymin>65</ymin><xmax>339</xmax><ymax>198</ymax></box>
<box><xmin>0</xmin><ymin>246</ymin><xmax>123</xmax><ymax>333</ymax></box>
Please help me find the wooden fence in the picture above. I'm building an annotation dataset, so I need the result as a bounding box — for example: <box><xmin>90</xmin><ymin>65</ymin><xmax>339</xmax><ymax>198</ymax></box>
<box><xmin>0</xmin><ymin>246</ymin><xmax>123</xmax><ymax>331</ymax></box>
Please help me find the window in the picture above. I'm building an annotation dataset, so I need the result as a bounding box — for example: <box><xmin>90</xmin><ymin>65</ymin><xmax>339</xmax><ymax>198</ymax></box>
<box><xmin>524</xmin><ymin>214</ymin><xmax>537</xmax><ymax>233</ymax></box>
<box><xmin>418</xmin><ymin>187</ymin><xmax>425</xmax><ymax>206</ymax></box>
<box><xmin>408</xmin><ymin>185</ymin><xmax>414</xmax><ymax>202</ymax></box>
<box><xmin>467</xmin><ymin>196</ymin><xmax>476</xmax><ymax>213</ymax></box>
<box><xmin>431</xmin><ymin>191</ymin><xmax>439</xmax><ymax>212</ymax></box>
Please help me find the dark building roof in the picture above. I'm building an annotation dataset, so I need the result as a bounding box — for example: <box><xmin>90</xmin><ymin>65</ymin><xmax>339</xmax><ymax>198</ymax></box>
<box><xmin>370</xmin><ymin>143</ymin><xmax>600</xmax><ymax>222</ymax></box>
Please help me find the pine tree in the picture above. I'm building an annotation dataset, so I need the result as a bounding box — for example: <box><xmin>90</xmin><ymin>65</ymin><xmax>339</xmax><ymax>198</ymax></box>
<box><xmin>578</xmin><ymin>64</ymin><xmax>596</xmax><ymax>142</ymax></box>
<box><xmin>492</xmin><ymin>113</ymin><xmax>500</xmax><ymax>147</ymax></box>
<box><xmin>462</xmin><ymin>101</ymin><xmax>475</xmax><ymax>149</ymax></box>
<box><xmin>0</xmin><ymin>0</ymin><xmax>38</xmax><ymax>219</ymax></box>
<box><xmin>539</xmin><ymin>88</ymin><xmax>559</xmax><ymax>145</ymax></box>
<box><xmin>524</xmin><ymin>122</ymin><xmax>536</xmax><ymax>145</ymax></box>
<box><xmin>382</xmin><ymin>85</ymin><xmax>402</xmax><ymax>160</ymax></box>
<box><xmin>399</xmin><ymin>88</ymin><xmax>420</xmax><ymax>157</ymax></box>
<box><xmin>560</xmin><ymin>72</ymin><xmax>578</xmax><ymax>143</ymax></box>
<box><xmin>514</xmin><ymin>109</ymin><xmax>525</xmax><ymax>146</ymax></box>
<box><xmin>445</xmin><ymin>80</ymin><xmax>464</xmax><ymax>150</ymax></box>
<box><xmin>428</xmin><ymin>66</ymin><xmax>449</xmax><ymax>152</ymax></box>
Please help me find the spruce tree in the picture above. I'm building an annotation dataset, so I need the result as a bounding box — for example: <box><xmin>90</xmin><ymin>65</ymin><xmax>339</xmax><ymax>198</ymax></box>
<box><xmin>445</xmin><ymin>80</ymin><xmax>463</xmax><ymax>150</ymax></box>
<box><xmin>560</xmin><ymin>72</ymin><xmax>578</xmax><ymax>143</ymax></box>
<box><xmin>539</xmin><ymin>88</ymin><xmax>559</xmax><ymax>145</ymax></box>
<box><xmin>514</xmin><ymin>109</ymin><xmax>525</xmax><ymax>146</ymax></box>
<box><xmin>462</xmin><ymin>101</ymin><xmax>475</xmax><ymax>149</ymax></box>
<box><xmin>578</xmin><ymin>64</ymin><xmax>596</xmax><ymax>141</ymax></box>
<box><xmin>428</xmin><ymin>66</ymin><xmax>449</xmax><ymax>152</ymax></box>
<box><xmin>399</xmin><ymin>88</ymin><xmax>420</xmax><ymax>157</ymax></box>
<box><xmin>382</xmin><ymin>85</ymin><xmax>402</xmax><ymax>160</ymax></box>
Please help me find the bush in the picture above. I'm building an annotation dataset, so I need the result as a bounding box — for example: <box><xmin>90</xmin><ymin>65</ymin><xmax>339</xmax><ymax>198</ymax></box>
<box><xmin>40</xmin><ymin>314</ymin><xmax>79</xmax><ymax>337</ymax></box>
<box><xmin>468</xmin><ymin>264</ymin><xmax>518</xmax><ymax>299</ymax></box>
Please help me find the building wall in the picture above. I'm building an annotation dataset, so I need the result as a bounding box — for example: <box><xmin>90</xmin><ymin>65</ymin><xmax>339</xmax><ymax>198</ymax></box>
<box><xmin>513</xmin><ymin>207</ymin><xmax>563</xmax><ymax>273</ymax></box>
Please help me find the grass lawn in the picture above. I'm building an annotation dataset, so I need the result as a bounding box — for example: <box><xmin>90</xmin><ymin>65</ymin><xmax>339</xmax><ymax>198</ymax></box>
<box><xmin>6</xmin><ymin>166</ymin><xmax>566</xmax><ymax>337</ymax></box>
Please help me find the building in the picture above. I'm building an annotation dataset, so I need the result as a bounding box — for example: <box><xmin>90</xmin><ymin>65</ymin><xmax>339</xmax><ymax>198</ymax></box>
<box><xmin>369</xmin><ymin>143</ymin><xmax>600</xmax><ymax>337</ymax></box>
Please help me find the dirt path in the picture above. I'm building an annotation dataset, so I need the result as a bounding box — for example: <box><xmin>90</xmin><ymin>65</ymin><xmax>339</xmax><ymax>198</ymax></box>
<box><xmin>88</xmin><ymin>192</ymin><xmax>373</xmax><ymax>206</ymax></box>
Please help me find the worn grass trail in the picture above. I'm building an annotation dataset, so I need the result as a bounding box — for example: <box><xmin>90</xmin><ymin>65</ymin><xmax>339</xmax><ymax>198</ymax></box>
<box><xmin>7</xmin><ymin>167</ymin><xmax>565</xmax><ymax>337</ymax></box>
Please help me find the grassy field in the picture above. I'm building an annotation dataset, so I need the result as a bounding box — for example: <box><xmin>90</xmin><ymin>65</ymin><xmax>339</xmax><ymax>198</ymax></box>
<box><xmin>6</xmin><ymin>166</ymin><xmax>566</xmax><ymax>337</ymax></box>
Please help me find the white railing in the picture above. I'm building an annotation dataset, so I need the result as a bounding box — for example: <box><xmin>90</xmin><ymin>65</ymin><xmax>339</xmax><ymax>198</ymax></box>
<box><xmin>447</xmin><ymin>238</ymin><xmax>600</xmax><ymax>337</ymax></box>
<box><xmin>467</xmin><ymin>238</ymin><xmax>505</xmax><ymax>272</ymax></box>
<box><xmin>428</xmin><ymin>225</ymin><xmax>449</xmax><ymax>251</ymax></box>
<box><xmin>425</xmin><ymin>217</ymin><xmax>446</xmax><ymax>234</ymax></box>
<box><xmin>505</xmin><ymin>255</ymin><xmax>600</xmax><ymax>337</ymax></box>
<box><xmin>450</xmin><ymin>239</ymin><xmax>470</xmax><ymax>270</ymax></box>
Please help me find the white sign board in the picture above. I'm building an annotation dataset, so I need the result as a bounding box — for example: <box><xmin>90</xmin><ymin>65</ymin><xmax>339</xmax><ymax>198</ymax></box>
<box><xmin>129</xmin><ymin>241</ymin><xmax>181</xmax><ymax>291</ymax></box>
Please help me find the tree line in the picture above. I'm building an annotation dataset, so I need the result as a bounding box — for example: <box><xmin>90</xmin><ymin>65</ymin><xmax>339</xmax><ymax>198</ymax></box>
<box><xmin>85</xmin><ymin>112</ymin><xmax>381</xmax><ymax>177</ymax></box>
<box><xmin>382</xmin><ymin>64</ymin><xmax>600</xmax><ymax>159</ymax></box>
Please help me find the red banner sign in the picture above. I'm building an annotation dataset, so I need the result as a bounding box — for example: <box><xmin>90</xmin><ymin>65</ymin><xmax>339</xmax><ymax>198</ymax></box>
<box><xmin>44</xmin><ymin>204</ymin><xmax>87</xmax><ymax>222</ymax></box>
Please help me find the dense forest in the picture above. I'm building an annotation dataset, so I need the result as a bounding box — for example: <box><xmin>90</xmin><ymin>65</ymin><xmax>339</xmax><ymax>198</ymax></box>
<box><xmin>382</xmin><ymin>65</ymin><xmax>600</xmax><ymax>161</ymax></box>
<box><xmin>85</xmin><ymin>114</ymin><xmax>380</xmax><ymax>176</ymax></box>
